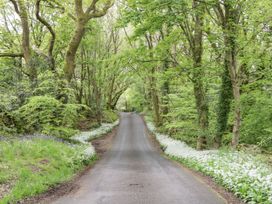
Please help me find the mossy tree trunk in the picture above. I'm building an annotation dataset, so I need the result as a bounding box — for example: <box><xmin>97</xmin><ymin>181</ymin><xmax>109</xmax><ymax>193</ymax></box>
<box><xmin>192</xmin><ymin>0</ymin><xmax>208</xmax><ymax>150</ymax></box>
<box><xmin>224</xmin><ymin>1</ymin><xmax>241</xmax><ymax>148</ymax></box>
<box><xmin>64</xmin><ymin>0</ymin><xmax>114</xmax><ymax>82</ymax></box>
<box><xmin>214</xmin><ymin>62</ymin><xmax>233</xmax><ymax>148</ymax></box>
<box><xmin>145</xmin><ymin>33</ymin><xmax>162</xmax><ymax>127</ymax></box>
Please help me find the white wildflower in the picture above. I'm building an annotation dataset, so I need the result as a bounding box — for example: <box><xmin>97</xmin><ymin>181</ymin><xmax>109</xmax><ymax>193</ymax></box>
<box><xmin>73</xmin><ymin>120</ymin><xmax>119</xmax><ymax>158</ymax></box>
<box><xmin>146</xmin><ymin>121</ymin><xmax>272</xmax><ymax>203</ymax></box>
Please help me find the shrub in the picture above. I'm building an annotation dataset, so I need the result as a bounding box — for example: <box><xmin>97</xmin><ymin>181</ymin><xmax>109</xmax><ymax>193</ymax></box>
<box><xmin>0</xmin><ymin>109</ymin><xmax>17</xmax><ymax>136</ymax></box>
<box><xmin>33</xmin><ymin>71</ymin><xmax>75</xmax><ymax>104</ymax></box>
<box><xmin>61</xmin><ymin>104</ymin><xmax>91</xmax><ymax>127</ymax></box>
<box><xmin>13</xmin><ymin>96</ymin><xmax>89</xmax><ymax>138</ymax></box>
<box><xmin>13</xmin><ymin>96</ymin><xmax>62</xmax><ymax>134</ymax></box>
<box><xmin>102</xmin><ymin>110</ymin><xmax>118</xmax><ymax>123</ymax></box>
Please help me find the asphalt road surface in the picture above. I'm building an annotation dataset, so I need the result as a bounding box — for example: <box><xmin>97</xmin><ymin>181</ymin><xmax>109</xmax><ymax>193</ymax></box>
<box><xmin>53</xmin><ymin>112</ymin><xmax>226</xmax><ymax>204</ymax></box>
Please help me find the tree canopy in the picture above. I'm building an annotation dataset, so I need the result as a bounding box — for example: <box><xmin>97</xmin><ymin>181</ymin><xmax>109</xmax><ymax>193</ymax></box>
<box><xmin>1</xmin><ymin>0</ymin><xmax>272</xmax><ymax>151</ymax></box>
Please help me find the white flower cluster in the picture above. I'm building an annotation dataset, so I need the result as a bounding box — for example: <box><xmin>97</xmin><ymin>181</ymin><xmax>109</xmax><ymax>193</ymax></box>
<box><xmin>83</xmin><ymin>146</ymin><xmax>96</xmax><ymax>157</ymax></box>
<box><xmin>147</xmin><ymin>122</ymin><xmax>272</xmax><ymax>203</ymax></box>
<box><xmin>73</xmin><ymin>120</ymin><xmax>119</xmax><ymax>157</ymax></box>
<box><xmin>72</xmin><ymin>120</ymin><xmax>119</xmax><ymax>144</ymax></box>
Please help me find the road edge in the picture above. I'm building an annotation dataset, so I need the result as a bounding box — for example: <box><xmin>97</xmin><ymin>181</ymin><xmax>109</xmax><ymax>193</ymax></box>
<box><xmin>140</xmin><ymin>115</ymin><xmax>244</xmax><ymax>204</ymax></box>
<box><xmin>19</xmin><ymin>125</ymin><xmax>119</xmax><ymax>204</ymax></box>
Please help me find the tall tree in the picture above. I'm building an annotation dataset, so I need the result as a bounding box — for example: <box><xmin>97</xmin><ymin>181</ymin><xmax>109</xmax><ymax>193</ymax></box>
<box><xmin>213</xmin><ymin>0</ymin><xmax>242</xmax><ymax>148</ymax></box>
<box><xmin>176</xmin><ymin>0</ymin><xmax>208</xmax><ymax>149</ymax></box>
<box><xmin>191</xmin><ymin>0</ymin><xmax>208</xmax><ymax>149</ymax></box>
<box><xmin>64</xmin><ymin>0</ymin><xmax>114</xmax><ymax>82</ymax></box>
<box><xmin>8</xmin><ymin>0</ymin><xmax>37</xmax><ymax>83</ymax></box>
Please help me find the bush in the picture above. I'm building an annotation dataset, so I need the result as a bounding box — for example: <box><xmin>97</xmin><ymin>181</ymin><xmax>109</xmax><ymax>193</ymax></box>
<box><xmin>0</xmin><ymin>95</ymin><xmax>20</xmax><ymax>136</ymax></box>
<box><xmin>13</xmin><ymin>96</ymin><xmax>89</xmax><ymax>138</ymax></box>
<box><xmin>102</xmin><ymin>110</ymin><xmax>118</xmax><ymax>123</ymax></box>
<box><xmin>33</xmin><ymin>71</ymin><xmax>75</xmax><ymax>104</ymax></box>
<box><xmin>0</xmin><ymin>109</ymin><xmax>17</xmax><ymax>136</ymax></box>
<box><xmin>61</xmin><ymin>103</ymin><xmax>90</xmax><ymax>127</ymax></box>
<box><xmin>13</xmin><ymin>96</ymin><xmax>62</xmax><ymax>133</ymax></box>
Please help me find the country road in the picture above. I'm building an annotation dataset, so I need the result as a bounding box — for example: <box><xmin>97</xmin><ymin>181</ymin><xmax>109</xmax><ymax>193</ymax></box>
<box><xmin>53</xmin><ymin>112</ymin><xmax>226</xmax><ymax>204</ymax></box>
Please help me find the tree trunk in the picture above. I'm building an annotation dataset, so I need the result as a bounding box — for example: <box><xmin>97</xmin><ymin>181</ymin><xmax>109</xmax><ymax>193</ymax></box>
<box><xmin>76</xmin><ymin>48</ymin><xmax>85</xmax><ymax>104</ymax></box>
<box><xmin>162</xmin><ymin>60</ymin><xmax>170</xmax><ymax>117</ymax></box>
<box><xmin>224</xmin><ymin>1</ymin><xmax>241</xmax><ymax>148</ymax></box>
<box><xmin>192</xmin><ymin>0</ymin><xmax>208</xmax><ymax>150</ymax></box>
<box><xmin>107</xmin><ymin>75</ymin><xmax>116</xmax><ymax>110</ymax></box>
<box><xmin>11</xmin><ymin>0</ymin><xmax>37</xmax><ymax>83</ymax></box>
<box><xmin>231</xmin><ymin>81</ymin><xmax>241</xmax><ymax>148</ymax></box>
<box><xmin>111</xmin><ymin>92</ymin><xmax>123</xmax><ymax>110</ymax></box>
<box><xmin>150</xmin><ymin>68</ymin><xmax>161</xmax><ymax>127</ymax></box>
<box><xmin>64</xmin><ymin>20</ymin><xmax>86</xmax><ymax>81</ymax></box>
<box><xmin>63</xmin><ymin>0</ymin><xmax>113</xmax><ymax>82</ymax></box>
<box><xmin>94</xmin><ymin>85</ymin><xmax>102</xmax><ymax>124</ymax></box>
<box><xmin>91</xmin><ymin>62</ymin><xmax>102</xmax><ymax>124</ymax></box>
<box><xmin>35</xmin><ymin>0</ymin><xmax>56</xmax><ymax>71</ymax></box>
<box><xmin>86</xmin><ymin>64</ymin><xmax>92</xmax><ymax>107</ymax></box>
<box><xmin>160</xmin><ymin>30</ymin><xmax>170</xmax><ymax>118</ymax></box>
<box><xmin>214</xmin><ymin>55</ymin><xmax>233</xmax><ymax>148</ymax></box>
<box><xmin>193</xmin><ymin>77</ymin><xmax>209</xmax><ymax>150</ymax></box>
<box><xmin>145</xmin><ymin>33</ymin><xmax>162</xmax><ymax>126</ymax></box>
<box><xmin>229</xmin><ymin>39</ymin><xmax>241</xmax><ymax>148</ymax></box>
<box><xmin>17</xmin><ymin>1</ymin><xmax>30</xmax><ymax>62</ymax></box>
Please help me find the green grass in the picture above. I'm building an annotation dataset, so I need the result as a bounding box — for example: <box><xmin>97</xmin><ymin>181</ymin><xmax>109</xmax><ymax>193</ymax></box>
<box><xmin>0</xmin><ymin>139</ymin><xmax>96</xmax><ymax>204</ymax></box>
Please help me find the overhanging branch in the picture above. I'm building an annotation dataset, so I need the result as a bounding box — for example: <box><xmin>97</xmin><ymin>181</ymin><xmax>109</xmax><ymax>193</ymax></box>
<box><xmin>0</xmin><ymin>53</ymin><xmax>23</xmax><ymax>58</ymax></box>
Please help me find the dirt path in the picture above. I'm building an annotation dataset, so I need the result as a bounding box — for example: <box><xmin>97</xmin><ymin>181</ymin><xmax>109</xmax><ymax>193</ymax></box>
<box><xmin>52</xmin><ymin>112</ymin><xmax>226</xmax><ymax>204</ymax></box>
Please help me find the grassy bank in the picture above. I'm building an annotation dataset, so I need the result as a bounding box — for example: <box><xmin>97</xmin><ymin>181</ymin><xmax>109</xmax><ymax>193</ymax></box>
<box><xmin>0</xmin><ymin>139</ymin><xmax>96</xmax><ymax>204</ymax></box>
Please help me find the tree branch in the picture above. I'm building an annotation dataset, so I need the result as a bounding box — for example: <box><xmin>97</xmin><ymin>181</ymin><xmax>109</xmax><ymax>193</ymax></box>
<box><xmin>47</xmin><ymin>0</ymin><xmax>76</xmax><ymax>21</ymax></box>
<box><xmin>35</xmin><ymin>0</ymin><xmax>56</xmax><ymax>70</ymax></box>
<box><xmin>87</xmin><ymin>0</ymin><xmax>114</xmax><ymax>19</ymax></box>
<box><xmin>75</xmin><ymin>0</ymin><xmax>84</xmax><ymax>17</ymax></box>
<box><xmin>9</xmin><ymin>0</ymin><xmax>20</xmax><ymax>14</ymax></box>
<box><xmin>85</xmin><ymin>0</ymin><xmax>100</xmax><ymax>14</ymax></box>
<box><xmin>0</xmin><ymin>53</ymin><xmax>23</xmax><ymax>57</ymax></box>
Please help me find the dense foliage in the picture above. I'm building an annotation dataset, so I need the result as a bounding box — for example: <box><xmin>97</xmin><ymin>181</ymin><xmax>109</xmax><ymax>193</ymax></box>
<box><xmin>0</xmin><ymin>0</ymin><xmax>271</xmax><ymax>149</ymax></box>
<box><xmin>0</xmin><ymin>0</ymin><xmax>122</xmax><ymax>138</ymax></box>
<box><xmin>117</xmin><ymin>0</ymin><xmax>272</xmax><ymax>151</ymax></box>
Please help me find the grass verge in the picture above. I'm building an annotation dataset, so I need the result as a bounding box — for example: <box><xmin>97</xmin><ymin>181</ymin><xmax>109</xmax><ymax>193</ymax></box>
<box><xmin>0</xmin><ymin>139</ymin><xmax>96</xmax><ymax>204</ymax></box>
